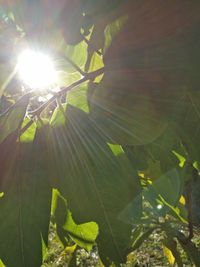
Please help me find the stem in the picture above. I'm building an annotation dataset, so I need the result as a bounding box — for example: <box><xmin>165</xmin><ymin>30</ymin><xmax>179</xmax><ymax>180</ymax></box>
<box><xmin>1</xmin><ymin>65</ymin><xmax>104</xmax><ymax>119</ymax></box>
<box><xmin>19</xmin><ymin>67</ymin><xmax>105</xmax><ymax>136</ymax></box>
<box><xmin>29</xmin><ymin>79</ymin><xmax>83</xmax><ymax>117</ymax></box>
<box><xmin>30</xmin><ymin>67</ymin><xmax>104</xmax><ymax>116</ymax></box>
<box><xmin>83</xmin><ymin>36</ymin><xmax>102</xmax><ymax>56</ymax></box>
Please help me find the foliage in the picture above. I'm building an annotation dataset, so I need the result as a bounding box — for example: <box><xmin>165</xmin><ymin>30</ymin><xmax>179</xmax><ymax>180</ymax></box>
<box><xmin>0</xmin><ymin>1</ymin><xmax>200</xmax><ymax>266</ymax></box>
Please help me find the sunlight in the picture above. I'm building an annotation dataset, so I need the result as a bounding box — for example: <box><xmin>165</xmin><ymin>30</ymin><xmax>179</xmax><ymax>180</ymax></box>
<box><xmin>17</xmin><ymin>49</ymin><xmax>57</xmax><ymax>89</ymax></box>
<box><xmin>157</xmin><ymin>204</ymin><xmax>163</xmax><ymax>210</ymax></box>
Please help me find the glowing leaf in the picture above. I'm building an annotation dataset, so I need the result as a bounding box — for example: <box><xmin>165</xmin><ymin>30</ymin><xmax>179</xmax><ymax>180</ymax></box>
<box><xmin>163</xmin><ymin>246</ymin><xmax>175</xmax><ymax>266</ymax></box>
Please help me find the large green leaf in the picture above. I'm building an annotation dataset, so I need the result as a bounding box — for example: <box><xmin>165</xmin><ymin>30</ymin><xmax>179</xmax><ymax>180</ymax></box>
<box><xmin>89</xmin><ymin>72</ymin><xmax>167</xmax><ymax>145</ymax></box>
<box><xmin>0</xmin><ymin>128</ymin><xmax>52</xmax><ymax>267</ymax></box>
<box><xmin>104</xmin><ymin>2</ymin><xmax>200</xmax><ymax>66</ymax></box>
<box><xmin>98</xmin><ymin>2</ymin><xmax>200</xmax><ymax>146</ymax></box>
<box><xmin>48</xmin><ymin>105</ymin><xmax>141</xmax><ymax>265</ymax></box>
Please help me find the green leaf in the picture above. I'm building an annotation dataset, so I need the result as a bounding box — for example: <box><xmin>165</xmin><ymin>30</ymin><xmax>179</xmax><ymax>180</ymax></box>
<box><xmin>163</xmin><ymin>245</ymin><xmax>175</xmax><ymax>266</ymax></box>
<box><xmin>178</xmin><ymin>92</ymin><xmax>200</xmax><ymax>162</ymax></box>
<box><xmin>118</xmin><ymin>194</ymin><xmax>142</xmax><ymax>225</ymax></box>
<box><xmin>53</xmin><ymin>191</ymin><xmax>69</xmax><ymax>247</ymax></box>
<box><xmin>131</xmin><ymin>227</ymin><xmax>155</xmax><ymax>251</ymax></box>
<box><xmin>0</xmin><ymin>128</ymin><xmax>52</xmax><ymax>267</ymax></box>
<box><xmin>116</xmin><ymin>153</ymin><xmax>142</xmax><ymax>225</ymax></box>
<box><xmin>65</xmin><ymin>212</ymin><xmax>98</xmax><ymax>251</ymax></box>
<box><xmin>90</xmin><ymin>72</ymin><xmax>167</xmax><ymax>145</ymax></box>
<box><xmin>144</xmin><ymin>169</ymin><xmax>184</xmax><ymax>215</ymax></box>
<box><xmin>153</xmin><ymin>169</ymin><xmax>182</xmax><ymax>205</ymax></box>
<box><xmin>104</xmin><ymin>15</ymin><xmax>128</xmax><ymax>53</ymax></box>
<box><xmin>48</xmin><ymin>105</ymin><xmax>141</xmax><ymax>265</ymax></box>
<box><xmin>163</xmin><ymin>238</ymin><xmax>183</xmax><ymax>267</ymax></box>
<box><xmin>0</xmin><ymin>95</ymin><xmax>29</xmax><ymax>143</ymax></box>
<box><xmin>108</xmin><ymin>144</ymin><xmax>124</xmax><ymax>156</ymax></box>
<box><xmin>146</xmin><ymin>127</ymin><xmax>180</xmax><ymax>173</ymax></box>
<box><xmin>54</xmin><ymin>192</ymin><xmax>98</xmax><ymax>251</ymax></box>
<box><xmin>67</xmin><ymin>82</ymin><xmax>89</xmax><ymax>113</ymax></box>
<box><xmin>179</xmin><ymin>238</ymin><xmax>200</xmax><ymax>266</ymax></box>
<box><xmin>163</xmin><ymin>200</ymin><xmax>187</xmax><ymax>224</ymax></box>
<box><xmin>86</xmin><ymin>53</ymin><xmax>104</xmax><ymax>82</ymax></box>
<box><xmin>162</xmin><ymin>224</ymin><xmax>200</xmax><ymax>267</ymax></box>
<box><xmin>64</xmin><ymin>41</ymin><xmax>88</xmax><ymax>72</ymax></box>
<box><xmin>85</xmin><ymin>21</ymin><xmax>105</xmax><ymax>72</ymax></box>
<box><xmin>19</xmin><ymin>118</ymin><xmax>36</xmax><ymax>143</ymax></box>
<box><xmin>50</xmin><ymin>103</ymin><xmax>67</xmax><ymax>127</ymax></box>
<box><xmin>123</xmin><ymin>145</ymin><xmax>148</xmax><ymax>171</ymax></box>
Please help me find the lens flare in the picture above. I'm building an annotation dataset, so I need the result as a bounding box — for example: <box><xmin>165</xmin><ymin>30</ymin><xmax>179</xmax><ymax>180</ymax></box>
<box><xmin>17</xmin><ymin>49</ymin><xmax>57</xmax><ymax>89</ymax></box>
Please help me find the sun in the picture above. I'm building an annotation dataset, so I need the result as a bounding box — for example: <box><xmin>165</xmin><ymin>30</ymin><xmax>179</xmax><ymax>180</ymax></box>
<box><xmin>17</xmin><ymin>49</ymin><xmax>57</xmax><ymax>89</ymax></box>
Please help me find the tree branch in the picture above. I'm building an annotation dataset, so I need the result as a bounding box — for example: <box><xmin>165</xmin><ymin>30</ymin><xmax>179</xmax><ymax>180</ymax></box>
<box><xmin>18</xmin><ymin>67</ymin><xmax>104</xmax><ymax>136</ymax></box>
<box><xmin>29</xmin><ymin>67</ymin><xmax>104</xmax><ymax>117</ymax></box>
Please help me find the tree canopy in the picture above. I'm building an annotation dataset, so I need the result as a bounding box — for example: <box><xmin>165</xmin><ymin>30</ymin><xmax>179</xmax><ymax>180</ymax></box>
<box><xmin>0</xmin><ymin>1</ymin><xmax>200</xmax><ymax>266</ymax></box>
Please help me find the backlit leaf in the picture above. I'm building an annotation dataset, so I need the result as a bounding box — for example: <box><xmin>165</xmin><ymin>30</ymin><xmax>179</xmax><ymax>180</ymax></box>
<box><xmin>0</xmin><ymin>128</ymin><xmax>52</xmax><ymax>267</ymax></box>
<box><xmin>0</xmin><ymin>95</ymin><xmax>29</xmax><ymax>143</ymax></box>
<box><xmin>54</xmin><ymin>192</ymin><xmax>99</xmax><ymax>251</ymax></box>
<box><xmin>48</xmin><ymin>105</ymin><xmax>141</xmax><ymax>265</ymax></box>
<box><xmin>163</xmin><ymin>246</ymin><xmax>175</xmax><ymax>266</ymax></box>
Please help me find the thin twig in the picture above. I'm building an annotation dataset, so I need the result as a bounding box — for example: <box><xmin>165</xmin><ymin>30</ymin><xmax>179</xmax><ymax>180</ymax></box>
<box><xmin>30</xmin><ymin>67</ymin><xmax>104</xmax><ymax>116</ymax></box>
<box><xmin>19</xmin><ymin>67</ymin><xmax>104</xmax><ymax>135</ymax></box>
<box><xmin>29</xmin><ymin>77</ymin><xmax>86</xmax><ymax>116</ymax></box>
<box><xmin>83</xmin><ymin>36</ymin><xmax>102</xmax><ymax>56</ymax></box>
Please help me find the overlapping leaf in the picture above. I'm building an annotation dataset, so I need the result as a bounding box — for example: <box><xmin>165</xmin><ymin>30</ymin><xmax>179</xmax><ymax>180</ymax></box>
<box><xmin>0</xmin><ymin>128</ymin><xmax>52</xmax><ymax>267</ymax></box>
<box><xmin>48</xmin><ymin>105</ymin><xmax>141</xmax><ymax>264</ymax></box>
<box><xmin>53</xmin><ymin>191</ymin><xmax>98</xmax><ymax>251</ymax></box>
<box><xmin>0</xmin><ymin>95</ymin><xmax>29</xmax><ymax>143</ymax></box>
